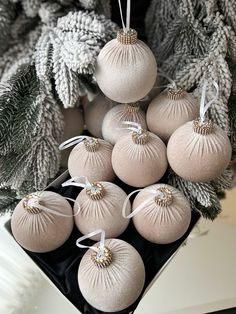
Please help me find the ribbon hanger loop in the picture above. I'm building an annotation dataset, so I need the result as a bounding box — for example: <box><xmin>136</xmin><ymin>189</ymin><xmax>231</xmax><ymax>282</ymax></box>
<box><xmin>59</xmin><ymin>135</ymin><xmax>90</xmax><ymax>151</ymax></box>
<box><xmin>76</xmin><ymin>229</ymin><xmax>106</xmax><ymax>254</ymax></box>
<box><xmin>122</xmin><ymin>121</ymin><xmax>143</xmax><ymax>134</ymax></box>
<box><xmin>118</xmin><ymin>0</ymin><xmax>131</xmax><ymax>33</ymax></box>
<box><xmin>199</xmin><ymin>79</ymin><xmax>219</xmax><ymax>124</ymax></box>
<box><xmin>122</xmin><ymin>188</ymin><xmax>167</xmax><ymax>219</ymax></box>
<box><xmin>62</xmin><ymin>176</ymin><xmax>93</xmax><ymax>189</ymax></box>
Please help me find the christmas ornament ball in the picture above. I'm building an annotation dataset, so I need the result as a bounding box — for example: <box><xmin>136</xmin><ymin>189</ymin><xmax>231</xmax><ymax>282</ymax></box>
<box><xmin>102</xmin><ymin>103</ymin><xmax>147</xmax><ymax>145</ymax></box>
<box><xmin>112</xmin><ymin>129</ymin><xmax>168</xmax><ymax>187</ymax></box>
<box><xmin>68</xmin><ymin>137</ymin><xmax>115</xmax><ymax>182</ymax></box>
<box><xmin>132</xmin><ymin>184</ymin><xmax>191</xmax><ymax>244</ymax></box>
<box><xmin>167</xmin><ymin>119</ymin><xmax>232</xmax><ymax>182</ymax></box>
<box><xmin>11</xmin><ymin>191</ymin><xmax>74</xmax><ymax>253</ymax></box>
<box><xmin>84</xmin><ymin>93</ymin><xmax>115</xmax><ymax>138</ymax></box>
<box><xmin>95</xmin><ymin>29</ymin><xmax>157</xmax><ymax>103</ymax></box>
<box><xmin>78</xmin><ymin>238</ymin><xmax>145</xmax><ymax>312</ymax></box>
<box><xmin>147</xmin><ymin>87</ymin><xmax>199</xmax><ymax>142</ymax></box>
<box><xmin>74</xmin><ymin>181</ymin><xmax>131</xmax><ymax>240</ymax></box>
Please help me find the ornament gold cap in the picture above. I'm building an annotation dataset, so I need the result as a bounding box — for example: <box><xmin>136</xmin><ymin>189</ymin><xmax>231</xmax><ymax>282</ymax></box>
<box><xmin>167</xmin><ymin>87</ymin><xmax>185</xmax><ymax>100</ymax></box>
<box><xmin>132</xmin><ymin>129</ymin><xmax>150</xmax><ymax>145</ymax></box>
<box><xmin>117</xmin><ymin>29</ymin><xmax>138</xmax><ymax>44</ymax></box>
<box><xmin>86</xmin><ymin>182</ymin><xmax>105</xmax><ymax>201</ymax></box>
<box><xmin>193</xmin><ymin>118</ymin><xmax>213</xmax><ymax>135</ymax></box>
<box><xmin>23</xmin><ymin>193</ymin><xmax>42</xmax><ymax>214</ymax></box>
<box><xmin>125</xmin><ymin>103</ymin><xmax>140</xmax><ymax>113</ymax></box>
<box><xmin>84</xmin><ymin>138</ymin><xmax>100</xmax><ymax>152</ymax></box>
<box><xmin>91</xmin><ymin>246</ymin><xmax>112</xmax><ymax>268</ymax></box>
<box><xmin>155</xmin><ymin>187</ymin><xmax>173</xmax><ymax>207</ymax></box>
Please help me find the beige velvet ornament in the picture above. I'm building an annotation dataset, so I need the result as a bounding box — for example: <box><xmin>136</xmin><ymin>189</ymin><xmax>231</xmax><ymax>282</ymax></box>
<box><xmin>102</xmin><ymin>103</ymin><xmax>147</xmax><ymax>145</ymax></box>
<box><xmin>62</xmin><ymin>177</ymin><xmax>131</xmax><ymax>240</ymax></box>
<box><xmin>61</xmin><ymin>107</ymin><xmax>84</xmax><ymax>168</ymax></box>
<box><xmin>95</xmin><ymin>0</ymin><xmax>157</xmax><ymax>104</ymax></box>
<box><xmin>59</xmin><ymin>136</ymin><xmax>115</xmax><ymax>182</ymax></box>
<box><xmin>112</xmin><ymin>123</ymin><xmax>168</xmax><ymax>187</ymax></box>
<box><xmin>84</xmin><ymin>93</ymin><xmax>115</xmax><ymax>138</ymax></box>
<box><xmin>77</xmin><ymin>236</ymin><xmax>145</xmax><ymax>312</ymax></box>
<box><xmin>11</xmin><ymin>191</ymin><xmax>74</xmax><ymax>253</ymax></box>
<box><xmin>167</xmin><ymin>119</ymin><xmax>232</xmax><ymax>182</ymax></box>
<box><xmin>126</xmin><ymin>184</ymin><xmax>191</xmax><ymax>244</ymax></box>
<box><xmin>147</xmin><ymin>87</ymin><xmax>199</xmax><ymax>142</ymax></box>
<box><xmin>167</xmin><ymin>79</ymin><xmax>232</xmax><ymax>182</ymax></box>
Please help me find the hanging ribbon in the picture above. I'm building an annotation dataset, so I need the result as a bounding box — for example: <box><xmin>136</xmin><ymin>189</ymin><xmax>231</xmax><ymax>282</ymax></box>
<box><xmin>199</xmin><ymin>79</ymin><xmax>219</xmax><ymax>124</ymax></box>
<box><xmin>76</xmin><ymin>229</ymin><xmax>106</xmax><ymax>255</ymax></box>
<box><xmin>158</xmin><ymin>69</ymin><xmax>177</xmax><ymax>89</ymax></box>
<box><xmin>27</xmin><ymin>192</ymin><xmax>80</xmax><ymax>217</ymax></box>
<box><xmin>118</xmin><ymin>0</ymin><xmax>131</xmax><ymax>33</ymax></box>
<box><xmin>62</xmin><ymin>176</ymin><xmax>93</xmax><ymax>190</ymax></box>
<box><xmin>59</xmin><ymin>135</ymin><xmax>91</xmax><ymax>150</ymax></box>
<box><xmin>122</xmin><ymin>121</ymin><xmax>143</xmax><ymax>134</ymax></box>
<box><xmin>122</xmin><ymin>188</ymin><xmax>167</xmax><ymax>219</ymax></box>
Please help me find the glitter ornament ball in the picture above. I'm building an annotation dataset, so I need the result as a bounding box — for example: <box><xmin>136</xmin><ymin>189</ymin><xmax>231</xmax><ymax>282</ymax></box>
<box><xmin>78</xmin><ymin>238</ymin><xmax>145</xmax><ymax>312</ymax></box>
<box><xmin>68</xmin><ymin>137</ymin><xmax>115</xmax><ymax>182</ymax></box>
<box><xmin>95</xmin><ymin>29</ymin><xmax>157</xmax><ymax>103</ymax></box>
<box><xmin>112</xmin><ymin>128</ymin><xmax>168</xmax><ymax>187</ymax></box>
<box><xmin>61</xmin><ymin>107</ymin><xmax>84</xmax><ymax>167</ymax></box>
<box><xmin>147</xmin><ymin>87</ymin><xmax>199</xmax><ymax>142</ymax></box>
<box><xmin>167</xmin><ymin>119</ymin><xmax>232</xmax><ymax>182</ymax></box>
<box><xmin>74</xmin><ymin>181</ymin><xmax>131</xmax><ymax>240</ymax></box>
<box><xmin>84</xmin><ymin>93</ymin><xmax>115</xmax><ymax>138</ymax></box>
<box><xmin>102</xmin><ymin>103</ymin><xmax>147</xmax><ymax>145</ymax></box>
<box><xmin>132</xmin><ymin>184</ymin><xmax>191</xmax><ymax>244</ymax></box>
<box><xmin>11</xmin><ymin>191</ymin><xmax>74</xmax><ymax>253</ymax></box>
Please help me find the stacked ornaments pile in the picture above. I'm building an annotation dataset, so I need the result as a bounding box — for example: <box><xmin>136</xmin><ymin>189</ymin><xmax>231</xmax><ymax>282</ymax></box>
<box><xmin>10</xmin><ymin>7</ymin><xmax>232</xmax><ymax>314</ymax></box>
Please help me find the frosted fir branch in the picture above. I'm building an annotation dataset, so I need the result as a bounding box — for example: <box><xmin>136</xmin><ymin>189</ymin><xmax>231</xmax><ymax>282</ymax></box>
<box><xmin>35</xmin><ymin>10</ymin><xmax>117</xmax><ymax>107</ymax></box>
<box><xmin>78</xmin><ymin>0</ymin><xmax>97</xmax><ymax>10</ymax></box>
<box><xmin>0</xmin><ymin>0</ymin><xmax>15</xmax><ymax>55</ymax></box>
<box><xmin>211</xmin><ymin>168</ymin><xmax>234</xmax><ymax>192</ymax></box>
<box><xmin>218</xmin><ymin>0</ymin><xmax>236</xmax><ymax>33</ymax></box>
<box><xmin>21</xmin><ymin>0</ymin><xmax>41</xmax><ymax>18</ymax></box>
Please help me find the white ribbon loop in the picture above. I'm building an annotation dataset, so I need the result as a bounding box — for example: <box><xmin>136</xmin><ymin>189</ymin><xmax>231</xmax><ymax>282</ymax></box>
<box><xmin>59</xmin><ymin>135</ymin><xmax>90</xmax><ymax>150</ymax></box>
<box><xmin>118</xmin><ymin>0</ymin><xmax>131</xmax><ymax>33</ymax></box>
<box><xmin>122</xmin><ymin>188</ymin><xmax>166</xmax><ymax>219</ymax></box>
<box><xmin>62</xmin><ymin>176</ymin><xmax>93</xmax><ymax>190</ymax></box>
<box><xmin>27</xmin><ymin>192</ymin><xmax>80</xmax><ymax>217</ymax></box>
<box><xmin>76</xmin><ymin>229</ymin><xmax>106</xmax><ymax>254</ymax></box>
<box><xmin>158</xmin><ymin>69</ymin><xmax>177</xmax><ymax>89</ymax></box>
<box><xmin>122</xmin><ymin>121</ymin><xmax>143</xmax><ymax>134</ymax></box>
<box><xmin>200</xmin><ymin>80</ymin><xmax>219</xmax><ymax>124</ymax></box>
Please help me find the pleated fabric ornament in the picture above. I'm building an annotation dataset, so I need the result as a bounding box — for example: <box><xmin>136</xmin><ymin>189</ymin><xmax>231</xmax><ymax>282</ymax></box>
<box><xmin>84</xmin><ymin>93</ymin><xmax>115</xmax><ymax>138</ymax></box>
<box><xmin>123</xmin><ymin>184</ymin><xmax>191</xmax><ymax>244</ymax></box>
<box><xmin>62</xmin><ymin>176</ymin><xmax>131</xmax><ymax>240</ymax></box>
<box><xmin>147</xmin><ymin>83</ymin><xmax>199</xmax><ymax>142</ymax></box>
<box><xmin>102</xmin><ymin>102</ymin><xmax>147</xmax><ymax>145</ymax></box>
<box><xmin>60</xmin><ymin>107</ymin><xmax>84</xmax><ymax>168</ymax></box>
<box><xmin>112</xmin><ymin>122</ymin><xmax>168</xmax><ymax>187</ymax></box>
<box><xmin>77</xmin><ymin>230</ymin><xmax>145</xmax><ymax>312</ymax></box>
<box><xmin>59</xmin><ymin>136</ymin><xmax>115</xmax><ymax>182</ymax></box>
<box><xmin>95</xmin><ymin>0</ymin><xmax>157</xmax><ymax>103</ymax></box>
<box><xmin>11</xmin><ymin>191</ymin><xmax>74</xmax><ymax>253</ymax></box>
<box><xmin>167</xmin><ymin>80</ymin><xmax>232</xmax><ymax>182</ymax></box>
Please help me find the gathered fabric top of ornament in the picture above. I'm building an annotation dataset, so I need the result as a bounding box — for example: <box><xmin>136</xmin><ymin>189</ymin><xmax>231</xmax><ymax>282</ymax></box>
<box><xmin>0</xmin><ymin>0</ymin><xmax>236</xmax><ymax>221</ymax></box>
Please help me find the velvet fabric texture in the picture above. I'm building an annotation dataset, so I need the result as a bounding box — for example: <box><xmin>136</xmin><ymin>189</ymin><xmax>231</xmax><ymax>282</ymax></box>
<box><xmin>167</xmin><ymin>121</ymin><xmax>232</xmax><ymax>182</ymax></box>
<box><xmin>147</xmin><ymin>90</ymin><xmax>199</xmax><ymax>142</ymax></box>
<box><xmin>112</xmin><ymin>132</ymin><xmax>168</xmax><ymax>187</ymax></box>
<box><xmin>132</xmin><ymin>184</ymin><xmax>191</xmax><ymax>244</ymax></box>
<box><xmin>85</xmin><ymin>94</ymin><xmax>115</xmax><ymax>138</ymax></box>
<box><xmin>78</xmin><ymin>239</ymin><xmax>145</xmax><ymax>312</ymax></box>
<box><xmin>95</xmin><ymin>37</ymin><xmax>157</xmax><ymax>103</ymax></box>
<box><xmin>68</xmin><ymin>138</ymin><xmax>115</xmax><ymax>182</ymax></box>
<box><xmin>102</xmin><ymin>104</ymin><xmax>147</xmax><ymax>145</ymax></box>
<box><xmin>12</xmin><ymin>179</ymin><xmax>199</xmax><ymax>314</ymax></box>
<box><xmin>74</xmin><ymin>182</ymin><xmax>131</xmax><ymax>240</ymax></box>
<box><xmin>11</xmin><ymin>191</ymin><xmax>74</xmax><ymax>253</ymax></box>
<box><xmin>61</xmin><ymin>107</ymin><xmax>84</xmax><ymax>168</ymax></box>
